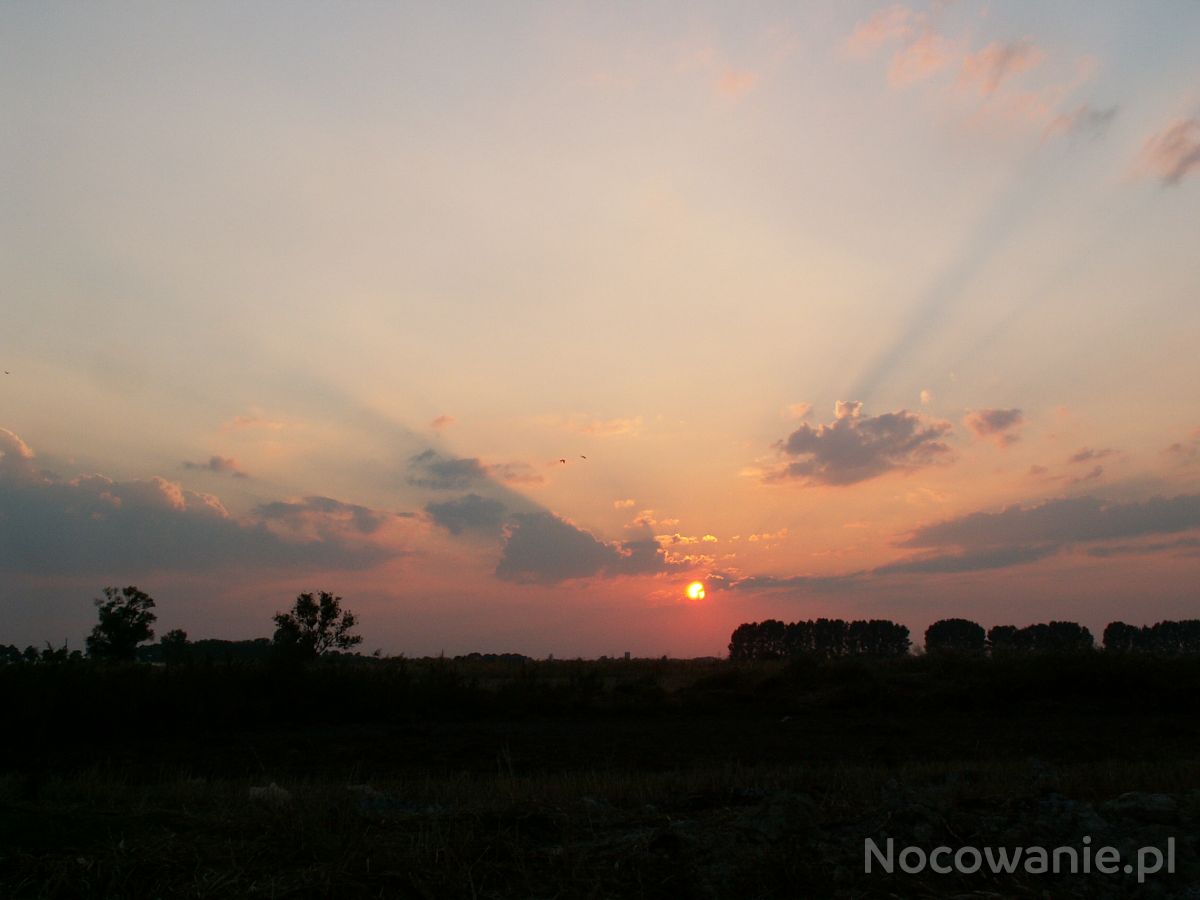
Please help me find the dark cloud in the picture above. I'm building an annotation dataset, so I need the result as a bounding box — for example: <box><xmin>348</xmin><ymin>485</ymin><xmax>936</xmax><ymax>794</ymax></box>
<box><xmin>255</xmin><ymin>496</ymin><xmax>389</xmax><ymax>535</ymax></box>
<box><xmin>1087</xmin><ymin>537</ymin><xmax>1200</xmax><ymax>559</ymax></box>
<box><xmin>183</xmin><ymin>455</ymin><xmax>248</xmax><ymax>478</ymax></box>
<box><xmin>963</xmin><ymin>408</ymin><xmax>1024</xmax><ymax>446</ymax></box>
<box><xmin>901</xmin><ymin>494</ymin><xmax>1200</xmax><ymax>551</ymax></box>
<box><xmin>767</xmin><ymin>402</ymin><xmax>952</xmax><ymax>486</ymax></box>
<box><xmin>1067</xmin><ymin>447</ymin><xmax>1114</xmax><ymax>464</ymax></box>
<box><xmin>425</xmin><ymin>493</ymin><xmax>507</xmax><ymax>536</ymax></box>
<box><xmin>871</xmin><ymin>544</ymin><xmax>1059</xmax><ymax>575</ymax></box>
<box><xmin>1142</xmin><ymin>117</ymin><xmax>1200</xmax><ymax>186</ymax></box>
<box><xmin>729</xmin><ymin>493</ymin><xmax>1200</xmax><ymax>595</ymax></box>
<box><xmin>407</xmin><ymin>450</ymin><xmax>489</xmax><ymax>490</ymax></box>
<box><xmin>0</xmin><ymin>428</ymin><xmax>398</xmax><ymax>576</ymax></box>
<box><xmin>495</xmin><ymin>512</ymin><xmax>673</xmax><ymax>584</ymax></box>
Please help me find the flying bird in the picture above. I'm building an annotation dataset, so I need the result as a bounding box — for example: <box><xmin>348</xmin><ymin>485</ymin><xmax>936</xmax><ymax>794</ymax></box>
<box><xmin>580</xmin><ymin>455</ymin><xmax>587</xmax><ymax>459</ymax></box>
<box><xmin>559</xmin><ymin>459</ymin><xmax>566</xmax><ymax>464</ymax></box>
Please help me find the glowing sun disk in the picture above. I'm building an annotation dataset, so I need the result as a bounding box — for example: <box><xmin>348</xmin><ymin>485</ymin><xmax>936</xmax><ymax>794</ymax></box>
<box><xmin>686</xmin><ymin>581</ymin><xmax>706</xmax><ymax>600</ymax></box>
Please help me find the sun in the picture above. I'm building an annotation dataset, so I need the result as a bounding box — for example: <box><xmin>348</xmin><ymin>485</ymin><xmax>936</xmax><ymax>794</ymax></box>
<box><xmin>685</xmin><ymin>581</ymin><xmax>706</xmax><ymax>601</ymax></box>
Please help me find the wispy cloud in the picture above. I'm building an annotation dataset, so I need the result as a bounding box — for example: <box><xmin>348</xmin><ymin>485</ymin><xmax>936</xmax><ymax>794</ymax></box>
<box><xmin>182</xmin><ymin>455</ymin><xmax>248</xmax><ymax>478</ymax></box>
<box><xmin>963</xmin><ymin>408</ymin><xmax>1024</xmax><ymax>447</ymax></box>
<box><xmin>1140</xmin><ymin>116</ymin><xmax>1200</xmax><ymax>185</ymax></box>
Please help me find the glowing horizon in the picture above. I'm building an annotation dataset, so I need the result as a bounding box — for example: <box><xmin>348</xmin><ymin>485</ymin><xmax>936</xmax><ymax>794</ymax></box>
<box><xmin>2</xmin><ymin>2</ymin><xmax>1199</xmax><ymax>656</ymax></box>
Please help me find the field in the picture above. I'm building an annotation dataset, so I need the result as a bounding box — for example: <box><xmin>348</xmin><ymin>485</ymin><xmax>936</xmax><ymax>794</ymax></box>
<box><xmin>2</xmin><ymin>653</ymin><xmax>1199</xmax><ymax>897</ymax></box>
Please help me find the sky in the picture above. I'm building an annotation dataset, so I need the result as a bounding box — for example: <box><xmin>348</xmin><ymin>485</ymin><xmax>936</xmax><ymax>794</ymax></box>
<box><xmin>2</xmin><ymin>1</ymin><xmax>1199</xmax><ymax>657</ymax></box>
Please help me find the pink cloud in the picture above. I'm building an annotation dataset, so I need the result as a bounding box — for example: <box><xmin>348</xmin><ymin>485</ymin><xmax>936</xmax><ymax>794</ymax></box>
<box><xmin>715</xmin><ymin>68</ymin><xmax>759</xmax><ymax>99</ymax></box>
<box><xmin>430</xmin><ymin>414</ymin><xmax>456</xmax><ymax>430</ymax></box>
<box><xmin>959</xmin><ymin>39</ymin><xmax>1044</xmax><ymax>97</ymax></box>
<box><xmin>1140</xmin><ymin>117</ymin><xmax>1200</xmax><ymax>186</ymax></box>
<box><xmin>888</xmin><ymin>31</ymin><xmax>957</xmax><ymax>85</ymax></box>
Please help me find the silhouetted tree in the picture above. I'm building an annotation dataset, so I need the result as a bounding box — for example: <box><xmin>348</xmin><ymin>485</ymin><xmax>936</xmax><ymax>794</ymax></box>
<box><xmin>160</xmin><ymin>628</ymin><xmax>191</xmax><ymax>665</ymax></box>
<box><xmin>86</xmin><ymin>585</ymin><xmax>157</xmax><ymax>661</ymax></box>
<box><xmin>925</xmin><ymin>618</ymin><xmax>986</xmax><ymax>655</ymax></box>
<box><xmin>987</xmin><ymin>625</ymin><xmax>1020</xmax><ymax>656</ymax></box>
<box><xmin>849</xmin><ymin>619</ymin><xmax>911</xmax><ymax>657</ymax></box>
<box><xmin>273</xmin><ymin>591</ymin><xmax>362</xmax><ymax>659</ymax></box>
<box><xmin>728</xmin><ymin>617</ymin><xmax>909</xmax><ymax>660</ymax></box>
<box><xmin>1103</xmin><ymin>621</ymin><xmax>1140</xmax><ymax>653</ymax></box>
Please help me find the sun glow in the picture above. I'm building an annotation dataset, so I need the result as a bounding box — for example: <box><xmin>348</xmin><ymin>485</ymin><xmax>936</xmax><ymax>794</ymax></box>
<box><xmin>685</xmin><ymin>581</ymin><xmax>706</xmax><ymax>600</ymax></box>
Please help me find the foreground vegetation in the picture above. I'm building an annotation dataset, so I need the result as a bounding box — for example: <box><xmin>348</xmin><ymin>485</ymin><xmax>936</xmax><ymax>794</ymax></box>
<box><xmin>2</xmin><ymin>652</ymin><xmax>1200</xmax><ymax>897</ymax></box>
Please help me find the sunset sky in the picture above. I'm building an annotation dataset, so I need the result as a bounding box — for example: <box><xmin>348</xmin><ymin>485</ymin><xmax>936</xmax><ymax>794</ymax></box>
<box><xmin>3</xmin><ymin>2</ymin><xmax>1199</xmax><ymax>657</ymax></box>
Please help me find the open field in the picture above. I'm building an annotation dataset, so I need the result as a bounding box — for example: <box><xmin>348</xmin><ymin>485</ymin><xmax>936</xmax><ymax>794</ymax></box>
<box><xmin>3</xmin><ymin>654</ymin><xmax>1199</xmax><ymax>897</ymax></box>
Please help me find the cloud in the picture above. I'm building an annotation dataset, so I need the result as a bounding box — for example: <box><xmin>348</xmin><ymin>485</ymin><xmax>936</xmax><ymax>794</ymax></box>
<box><xmin>255</xmin><ymin>495</ymin><xmax>389</xmax><ymax>535</ymax></box>
<box><xmin>407</xmin><ymin>449</ymin><xmax>489</xmax><ymax>490</ymax></box>
<box><xmin>430</xmin><ymin>414</ymin><xmax>456</xmax><ymax>430</ymax></box>
<box><xmin>901</xmin><ymin>494</ymin><xmax>1200</xmax><ymax>551</ymax></box>
<box><xmin>424</xmin><ymin>494</ymin><xmax>507</xmax><ymax>536</ymax></box>
<box><xmin>963</xmin><ymin>408</ymin><xmax>1024</xmax><ymax>446</ymax></box>
<box><xmin>487</xmin><ymin>462</ymin><xmax>545</xmax><ymax>486</ymax></box>
<box><xmin>545</xmin><ymin>415</ymin><xmax>643</xmax><ymax>437</ymax></box>
<box><xmin>889</xmin><ymin>31</ymin><xmax>957</xmax><ymax>85</ymax></box>
<box><xmin>872</xmin><ymin>544</ymin><xmax>1060</xmax><ymax>575</ymax></box>
<box><xmin>919</xmin><ymin>390</ymin><xmax>932</xmax><ymax>405</ymax></box>
<box><xmin>0</xmin><ymin>429</ymin><xmax>399</xmax><ymax>575</ymax></box>
<box><xmin>845</xmin><ymin>5</ymin><xmax>918</xmax><ymax>54</ymax></box>
<box><xmin>1087</xmin><ymin>537</ymin><xmax>1200</xmax><ymax>559</ymax></box>
<box><xmin>1068</xmin><ymin>465</ymin><xmax>1104</xmax><ymax>485</ymax></box>
<box><xmin>182</xmin><ymin>455</ymin><xmax>248</xmax><ymax>478</ymax></box>
<box><xmin>1067</xmin><ymin>447</ymin><xmax>1114</xmax><ymax>464</ymax></box>
<box><xmin>1140</xmin><ymin>117</ymin><xmax>1200</xmax><ymax>185</ymax></box>
<box><xmin>1045</xmin><ymin>104</ymin><xmax>1118</xmax><ymax>141</ymax></box>
<box><xmin>495</xmin><ymin>512</ymin><xmax>673</xmax><ymax>584</ymax></box>
<box><xmin>787</xmin><ymin>402</ymin><xmax>812</xmax><ymax>419</ymax></box>
<box><xmin>716</xmin><ymin>68</ymin><xmax>758</xmax><ymax>99</ymax></box>
<box><xmin>766</xmin><ymin>402</ymin><xmax>952</xmax><ymax>486</ymax></box>
<box><xmin>613</xmin><ymin>499</ymin><xmax>636</xmax><ymax>509</ymax></box>
<box><xmin>220</xmin><ymin>412</ymin><xmax>284</xmax><ymax>432</ymax></box>
<box><xmin>959</xmin><ymin>38</ymin><xmax>1043</xmax><ymax>97</ymax></box>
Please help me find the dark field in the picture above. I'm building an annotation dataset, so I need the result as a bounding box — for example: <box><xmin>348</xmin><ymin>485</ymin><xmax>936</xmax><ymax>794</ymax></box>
<box><xmin>3</xmin><ymin>654</ymin><xmax>1199</xmax><ymax>898</ymax></box>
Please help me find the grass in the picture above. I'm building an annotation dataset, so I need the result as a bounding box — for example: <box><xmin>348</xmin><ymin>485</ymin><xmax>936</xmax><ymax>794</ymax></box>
<box><xmin>2</xmin><ymin>653</ymin><xmax>1199</xmax><ymax>896</ymax></box>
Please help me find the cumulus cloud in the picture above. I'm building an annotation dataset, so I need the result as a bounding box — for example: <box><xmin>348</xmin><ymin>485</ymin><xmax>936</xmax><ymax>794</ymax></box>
<box><xmin>183</xmin><ymin>455</ymin><xmax>248</xmax><ymax>478</ymax></box>
<box><xmin>766</xmin><ymin>402</ymin><xmax>952</xmax><ymax>486</ymax></box>
<box><xmin>613</xmin><ymin>499</ymin><xmax>636</xmax><ymax>509</ymax></box>
<box><xmin>1141</xmin><ymin>117</ymin><xmax>1200</xmax><ymax>185</ymax></box>
<box><xmin>963</xmin><ymin>408</ymin><xmax>1024</xmax><ymax>446</ymax></box>
<box><xmin>407</xmin><ymin>450</ymin><xmax>489</xmax><ymax>490</ymax></box>
<box><xmin>424</xmin><ymin>493</ymin><xmax>507</xmax><ymax>536</ymax></box>
<box><xmin>0</xmin><ymin>430</ymin><xmax>399</xmax><ymax>575</ymax></box>
<box><xmin>495</xmin><ymin>512</ymin><xmax>674</xmax><ymax>584</ymax></box>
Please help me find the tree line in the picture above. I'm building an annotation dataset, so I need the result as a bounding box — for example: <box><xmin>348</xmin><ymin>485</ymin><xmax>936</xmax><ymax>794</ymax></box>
<box><xmin>728</xmin><ymin>616</ymin><xmax>1200</xmax><ymax>660</ymax></box>
<box><xmin>0</xmin><ymin>585</ymin><xmax>362</xmax><ymax>665</ymax></box>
